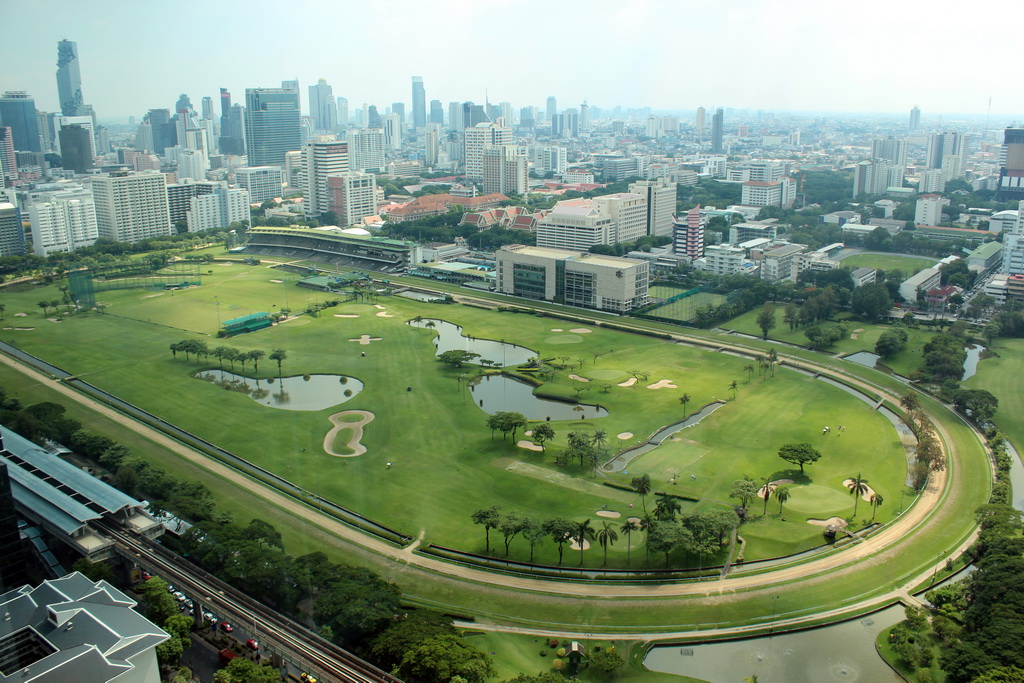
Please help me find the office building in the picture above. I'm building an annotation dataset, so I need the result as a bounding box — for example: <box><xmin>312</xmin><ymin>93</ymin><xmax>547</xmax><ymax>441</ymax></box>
<box><xmin>462</xmin><ymin>102</ymin><xmax>489</xmax><ymax>128</ymax></box>
<box><xmin>536</xmin><ymin>193</ymin><xmax>647</xmax><ymax>251</ymax></box>
<box><xmin>0</xmin><ymin>127</ymin><xmax>15</xmax><ymax>186</ymax></box>
<box><xmin>996</xmin><ymin>129</ymin><xmax>1024</xmax><ymax>202</ymax></box>
<box><xmin>424</xmin><ymin>123</ymin><xmax>441</xmax><ymax>167</ymax></box>
<box><xmin>57</xmin><ymin>124</ymin><xmax>93</xmax><ymax>174</ymax></box>
<box><xmin>919</xmin><ymin>169</ymin><xmax>946</xmax><ymax>194</ymax></box>
<box><xmin>711</xmin><ymin>107</ymin><xmax>724</xmax><ymax>153</ymax></box>
<box><xmin>853</xmin><ymin>160</ymin><xmax>902</xmax><ymax>197</ymax></box>
<box><xmin>926</xmin><ymin>131</ymin><xmax>966</xmax><ymax>173</ymax></box>
<box><xmin>900</xmin><ymin>267</ymin><xmax>942</xmax><ymax>302</ymax></box>
<box><xmin>729</xmin><ymin>220</ymin><xmax>778</xmax><ymax>243</ymax></box>
<box><xmin>301</xmin><ymin>138</ymin><xmax>349</xmax><ymax>218</ymax></box>
<box><xmin>695</xmin><ymin>106</ymin><xmax>707</xmax><ymax>134</ymax></box>
<box><xmin>383</xmin><ymin>114</ymin><xmax>403</xmax><ymax>150</ymax></box>
<box><xmin>629</xmin><ymin>178</ymin><xmax>677</xmax><ymax>237</ymax></box>
<box><xmin>871</xmin><ymin>136</ymin><xmax>907</xmax><ymax>167</ymax></box>
<box><xmin>701</xmin><ymin>244</ymin><xmax>747</xmax><ymax>274</ymax></box>
<box><xmin>309</xmin><ymin>79</ymin><xmax>336</xmax><ymax>133</ymax></box>
<box><xmin>481</xmin><ymin>145</ymin><xmax>527</xmax><ymax>196</ymax></box>
<box><xmin>244</xmin><ymin>87</ymin><xmax>302</xmax><ymax>166</ymax></box>
<box><xmin>347</xmin><ymin>128</ymin><xmax>385</xmax><ymax>172</ymax></box>
<box><xmin>429</xmin><ymin>99</ymin><xmax>444</xmax><ymax>125</ymax></box>
<box><xmin>235</xmin><ymin>165</ymin><xmax>283</xmax><ymax>204</ymax></box>
<box><xmin>0</xmin><ymin>572</ymin><xmax>168</xmax><ymax>682</ymax></box>
<box><xmin>672</xmin><ymin>206</ymin><xmax>705</xmax><ymax>260</ymax></box>
<box><xmin>909</xmin><ymin>105</ymin><xmax>921</xmax><ymax>131</ymax></box>
<box><xmin>448</xmin><ymin>102</ymin><xmax>464</xmax><ymax>131</ymax></box>
<box><xmin>496</xmin><ymin>244</ymin><xmax>649</xmax><ymax>312</ymax></box>
<box><xmin>166</xmin><ymin>180</ymin><xmax>215</xmax><ymax>226</ymax></box>
<box><xmin>761</xmin><ymin>243</ymin><xmax>806</xmax><ymax>282</ymax></box>
<box><xmin>0</xmin><ymin>203</ymin><xmax>25</xmax><ymax>257</ymax></box>
<box><xmin>915</xmin><ymin>193</ymin><xmax>947</xmax><ymax>226</ymax></box>
<box><xmin>336</xmin><ymin>97</ymin><xmax>349</xmax><ymax>130</ymax></box>
<box><xmin>92</xmin><ymin>171</ymin><xmax>172</xmax><ymax>242</ymax></box>
<box><xmin>218</xmin><ymin>89</ymin><xmax>246</xmax><ymax>156</ymax></box>
<box><xmin>412</xmin><ymin>76</ymin><xmax>426</xmax><ymax>129</ymax></box>
<box><xmin>727</xmin><ymin>161</ymin><xmax>787</xmax><ymax>183</ymax></box>
<box><xmin>546</xmin><ymin>96</ymin><xmax>557</xmax><ymax>122</ymax></box>
<box><xmin>529</xmin><ymin>145</ymin><xmax>567</xmax><ymax>175</ymax></box>
<box><xmin>187</xmin><ymin>184</ymin><xmax>250</xmax><ymax>232</ymax></box>
<box><xmin>56</xmin><ymin>39</ymin><xmax>89</xmax><ymax>117</ymax></box>
<box><xmin>0</xmin><ymin>92</ymin><xmax>41</xmax><ymax>152</ymax></box>
<box><xmin>29</xmin><ymin>189</ymin><xmax>98</xmax><ymax>255</ymax></box>
<box><xmin>141</xmin><ymin>109</ymin><xmax>176</xmax><ymax>155</ymax></box>
<box><xmin>741</xmin><ymin>178</ymin><xmax>795</xmax><ymax>207</ymax></box>
<box><xmin>328</xmin><ymin>172</ymin><xmax>378</xmax><ymax>227</ymax></box>
<box><xmin>464</xmin><ymin>122</ymin><xmax>514</xmax><ymax>179</ymax></box>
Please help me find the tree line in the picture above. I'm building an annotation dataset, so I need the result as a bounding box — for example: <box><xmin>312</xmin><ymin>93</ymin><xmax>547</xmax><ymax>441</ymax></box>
<box><xmin>168</xmin><ymin>338</ymin><xmax>287</xmax><ymax>375</ymax></box>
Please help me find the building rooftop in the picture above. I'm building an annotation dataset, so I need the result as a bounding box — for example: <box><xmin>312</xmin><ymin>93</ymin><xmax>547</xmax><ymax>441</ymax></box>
<box><xmin>969</xmin><ymin>241</ymin><xmax>1003</xmax><ymax>259</ymax></box>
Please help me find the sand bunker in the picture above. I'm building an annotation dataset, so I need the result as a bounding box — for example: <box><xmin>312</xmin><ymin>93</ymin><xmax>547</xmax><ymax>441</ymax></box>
<box><xmin>334</xmin><ymin>314</ymin><xmax>360</xmax><ymax>318</ymax></box>
<box><xmin>373</xmin><ymin>304</ymin><xmax>387</xmax><ymax>310</ymax></box>
<box><xmin>517</xmin><ymin>440</ymin><xmax>544</xmax><ymax>452</ymax></box>
<box><xmin>270</xmin><ymin>279</ymin><xmax>283</xmax><ymax>283</ymax></box>
<box><xmin>568</xmin><ymin>537</ymin><xmax>591</xmax><ymax>551</ymax></box>
<box><xmin>13</xmin><ymin>327</ymin><xmax>35</xmax><ymax>331</ymax></box>
<box><xmin>808</xmin><ymin>516</ymin><xmax>848</xmax><ymax>528</ymax></box>
<box><xmin>142</xmin><ymin>293</ymin><xmax>164</xmax><ymax>299</ymax></box>
<box><xmin>349</xmin><ymin>335</ymin><xmax>382</xmax><ymax>345</ymax></box>
<box><xmin>375</xmin><ymin>311</ymin><xmax>395</xmax><ymax>318</ymax></box>
<box><xmin>756</xmin><ymin>478</ymin><xmax>795</xmax><ymax>498</ymax></box>
<box><xmin>596</xmin><ymin>510</ymin><xmax>621</xmax><ymax>518</ymax></box>
<box><xmin>323</xmin><ymin>410</ymin><xmax>375</xmax><ymax>457</ymax></box>
<box><xmin>647</xmin><ymin>379</ymin><xmax>678</xmax><ymax>390</ymax></box>
<box><xmin>842</xmin><ymin>479</ymin><xmax>877</xmax><ymax>501</ymax></box>
<box><xmin>627</xmin><ymin>517</ymin><xmax>641</xmax><ymax>524</ymax></box>
<box><xmin>617</xmin><ymin>377</ymin><xmax>638</xmax><ymax>387</ymax></box>
<box><xmin>47</xmin><ymin>318</ymin><xmax>62</xmax><ymax>323</ymax></box>
<box><xmin>568</xmin><ymin>374</ymin><xmax>589</xmax><ymax>382</ymax></box>
<box><xmin>14</xmin><ymin>312</ymin><xmax>27</xmax><ymax>317</ymax></box>
<box><xmin>617</xmin><ymin>432</ymin><xmax>634</xmax><ymax>440</ymax></box>
<box><xmin>569</xmin><ymin>328</ymin><xmax>592</xmax><ymax>334</ymax></box>
<box><xmin>550</xmin><ymin>328</ymin><xmax>564</xmax><ymax>332</ymax></box>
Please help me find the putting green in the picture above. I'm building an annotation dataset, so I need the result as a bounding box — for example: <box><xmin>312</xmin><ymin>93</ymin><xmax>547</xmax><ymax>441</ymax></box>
<box><xmin>544</xmin><ymin>334</ymin><xmax>583</xmax><ymax>344</ymax></box>
<box><xmin>783</xmin><ymin>484</ymin><xmax>853</xmax><ymax>515</ymax></box>
<box><xmin>588</xmin><ymin>369</ymin><xmax>626</xmax><ymax>380</ymax></box>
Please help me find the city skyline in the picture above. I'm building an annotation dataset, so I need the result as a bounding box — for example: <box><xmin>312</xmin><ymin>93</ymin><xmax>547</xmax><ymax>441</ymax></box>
<box><xmin>1</xmin><ymin>0</ymin><xmax>1021</xmax><ymax>121</ymax></box>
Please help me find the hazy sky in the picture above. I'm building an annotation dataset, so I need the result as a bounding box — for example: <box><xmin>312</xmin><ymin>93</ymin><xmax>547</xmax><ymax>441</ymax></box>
<box><xmin>1</xmin><ymin>0</ymin><xmax>1018</xmax><ymax>121</ymax></box>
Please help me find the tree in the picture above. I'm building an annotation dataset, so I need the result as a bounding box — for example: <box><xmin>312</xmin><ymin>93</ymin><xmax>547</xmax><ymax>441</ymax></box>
<box><xmin>783</xmin><ymin>303</ymin><xmax>800</xmax><ymax>330</ymax></box>
<box><xmin>775</xmin><ymin>486</ymin><xmax>791</xmax><ymax>514</ymax></box>
<box><xmin>137</xmin><ymin>577</ymin><xmax>178</xmax><ymax>624</ymax></box>
<box><xmin>71</xmin><ymin>557</ymin><xmax>114</xmax><ymax>583</ymax></box>
<box><xmin>597</xmin><ymin>520</ymin><xmax>619</xmax><ymax>566</ymax></box>
<box><xmin>521</xmin><ymin>517</ymin><xmax>546</xmax><ymax>562</ymax></box>
<box><xmin>847</xmin><ymin>473</ymin><xmax>869</xmax><ymax>518</ymax></box>
<box><xmin>269</xmin><ymin>348</ymin><xmax>286</xmax><ymax>376</ymax></box>
<box><xmin>869</xmin><ymin>493</ymin><xmax>884</xmax><ymax>522</ymax></box>
<box><xmin>647</xmin><ymin>521</ymin><xmax>687</xmax><ymax>567</ymax></box>
<box><xmin>498</xmin><ymin>511</ymin><xmax>526</xmax><ymax>556</ymax></box>
<box><xmin>487</xmin><ymin>411</ymin><xmax>528</xmax><ymax>440</ymax></box>
<box><xmin>631</xmin><ymin>473</ymin><xmax>652</xmax><ymax>513</ymax></box>
<box><xmin>678</xmin><ymin>392</ymin><xmax>691</xmax><ymax>418</ymax></box>
<box><xmin>531</xmin><ymin>423</ymin><xmax>554</xmax><ymax>450</ymax></box>
<box><xmin>756</xmin><ymin>305</ymin><xmax>777</xmax><ymax>340</ymax></box>
<box><xmin>471</xmin><ymin>505</ymin><xmax>502</xmax><ymax>553</ymax></box>
<box><xmin>653</xmin><ymin>492</ymin><xmax>681</xmax><ymax>521</ymax></box>
<box><xmin>767</xmin><ymin>349</ymin><xmax>779</xmax><ymax>377</ymax></box>
<box><xmin>573</xmin><ymin>518</ymin><xmax>595</xmax><ymax>566</ymax></box>
<box><xmin>778</xmin><ymin>442</ymin><xmax>822</xmax><ymax>474</ymax></box>
<box><xmin>438</xmin><ymin>349</ymin><xmax>481</xmax><ymax>368</ymax></box>
<box><xmin>953</xmin><ymin>388</ymin><xmax>999</xmax><ymax>423</ymax></box>
<box><xmin>313</xmin><ymin>567</ymin><xmax>401</xmax><ymax>645</ymax></box>
<box><xmin>590</xmin><ymin>647</ymin><xmax>625</xmax><ymax>675</ymax></box>
<box><xmin>37</xmin><ymin>300</ymin><xmax>49</xmax><ymax>316</ymax></box>
<box><xmin>169</xmin><ymin>341</ymin><xmax>181</xmax><ymax>360</ymax></box>
<box><xmin>620</xmin><ymin>518</ymin><xmax>640</xmax><ymax>565</ymax></box>
<box><xmin>396</xmin><ymin>634</ymin><xmax>495</xmax><ymax>683</ymax></box>
<box><xmin>760</xmin><ymin>477</ymin><xmax>774</xmax><ymax>515</ymax></box>
<box><xmin>245</xmin><ymin>518</ymin><xmax>283</xmax><ymax>549</ymax></box>
<box><xmin>368</xmin><ymin>610</ymin><xmax>456</xmax><ymax>673</ymax></box>
<box><xmin>248</xmin><ymin>349</ymin><xmax>266</xmax><ymax>373</ymax></box>
<box><xmin>213</xmin><ymin>659</ymin><xmax>281</xmax><ymax>683</ymax></box>
<box><xmin>543</xmin><ymin>517</ymin><xmax>575</xmax><ymax>565</ymax></box>
<box><xmin>851</xmin><ymin>282</ymin><xmax>892</xmax><ymax>321</ymax></box>
<box><xmin>730</xmin><ymin>477</ymin><xmax>759</xmax><ymax>510</ymax></box>
<box><xmin>743</xmin><ymin>363</ymin><xmax>756</xmax><ymax>383</ymax></box>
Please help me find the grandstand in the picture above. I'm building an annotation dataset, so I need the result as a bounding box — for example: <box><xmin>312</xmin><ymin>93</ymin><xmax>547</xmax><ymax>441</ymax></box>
<box><xmin>245</xmin><ymin>226</ymin><xmax>422</xmax><ymax>273</ymax></box>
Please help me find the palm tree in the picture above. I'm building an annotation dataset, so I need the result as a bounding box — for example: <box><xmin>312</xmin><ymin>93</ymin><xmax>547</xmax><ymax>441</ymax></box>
<box><xmin>847</xmin><ymin>474</ymin><xmax>870</xmax><ymax>518</ymax></box>
<box><xmin>597</xmin><ymin>521</ymin><xmax>619</xmax><ymax>566</ymax></box>
<box><xmin>620</xmin><ymin>518</ymin><xmax>640</xmax><ymax>565</ymax></box>
<box><xmin>869</xmin><ymin>493</ymin><xmax>884</xmax><ymax>522</ymax></box>
<box><xmin>679</xmin><ymin>393</ymin><xmax>691</xmax><ymax>418</ymax></box>
<box><xmin>653</xmin><ymin>492</ymin><xmax>681</xmax><ymax>521</ymax></box>
<box><xmin>591</xmin><ymin>429</ymin><xmax>608</xmax><ymax>454</ymax></box>
<box><xmin>639</xmin><ymin>514</ymin><xmax>655</xmax><ymax>565</ymax></box>
<box><xmin>37</xmin><ymin>301</ymin><xmax>49</xmax><ymax>316</ymax></box>
<box><xmin>249</xmin><ymin>350</ymin><xmax>266</xmax><ymax>373</ymax></box>
<box><xmin>573</xmin><ymin>518</ymin><xmax>595</xmax><ymax>566</ymax></box>
<box><xmin>758</xmin><ymin>354</ymin><xmax>770</xmax><ymax>381</ymax></box>
<box><xmin>631</xmin><ymin>474</ymin><xmax>652</xmax><ymax>514</ymax></box>
<box><xmin>768</xmin><ymin>349</ymin><xmax>779</xmax><ymax>377</ymax></box>
<box><xmin>743</xmin><ymin>363</ymin><xmax>755</xmax><ymax>383</ymax></box>
<box><xmin>728</xmin><ymin>380</ymin><xmax>739</xmax><ymax>400</ymax></box>
<box><xmin>270</xmin><ymin>348</ymin><xmax>287</xmax><ymax>376</ymax></box>
<box><xmin>775</xmin><ymin>486</ymin><xmax>791</xmax><ymax>515</ymax></box>
<box><xmin>761</xmin><ymin>477</ymin><xmax>774</xmax><ymax>515</ymax></box>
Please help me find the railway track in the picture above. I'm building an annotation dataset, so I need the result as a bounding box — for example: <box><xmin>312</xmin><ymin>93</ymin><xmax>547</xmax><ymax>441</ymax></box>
<box><xmin>99</xmin><ymin>521</ymin><xmax>400</xmax><ymax>683</ymax></box>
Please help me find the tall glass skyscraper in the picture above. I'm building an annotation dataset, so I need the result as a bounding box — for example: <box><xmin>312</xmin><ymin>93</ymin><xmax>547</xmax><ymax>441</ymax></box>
<box><xmin>411</xmin><ymin>76</ymin><xmax>426</xmax><ymax>129</ymax></box>
<box><xmin>244</xmin><ymin>87</ymin><xmax>301</xmax><ymax>166</ymax></box>
<box><xmin>0</xmin><ymin>92</ymin><xmax>41</xmax><ymax>152</ymax></box>
<box><xmin>56</xmin><ymin>39</ymin><xmax>86</xmax><ymax>117</ymax></box>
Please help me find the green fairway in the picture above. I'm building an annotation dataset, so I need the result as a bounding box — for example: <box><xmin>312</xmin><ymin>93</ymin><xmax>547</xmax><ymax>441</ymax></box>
<box><xmin>965</xmin><ymin>338</ymin><xmax>1024</xmax><ymax>451</ymax></box>
<box><xmin>838</xmin><ymin>253</ymin><xmax>939</xmax><ymax>274</ymax></box>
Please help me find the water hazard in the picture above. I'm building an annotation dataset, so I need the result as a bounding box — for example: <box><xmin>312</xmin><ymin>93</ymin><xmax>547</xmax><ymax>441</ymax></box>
<box><xmin>193</xmin><ymin>370</ymin><xmax>363</xmax><ymax>411</ymax></box>
<box><xmin>468</xmin><ymin>374</ymin><xmax>608</xmax><ymax>421</ymax></box>
<box><xmin>408</xmin><ymin>318</ymin><xmax>536</xmax><ymax>367</ymax></box>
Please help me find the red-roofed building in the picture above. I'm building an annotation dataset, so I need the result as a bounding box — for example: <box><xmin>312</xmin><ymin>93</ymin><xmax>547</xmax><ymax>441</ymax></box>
<box><xmin>383</xmin><ymin>192</ymin><xmax>508</xmax><ymax>222</ymax></box>
<box><xmin>924</xmin><ymin>285</ymin><xmax>962</xmax><ymax>311</ymax></box>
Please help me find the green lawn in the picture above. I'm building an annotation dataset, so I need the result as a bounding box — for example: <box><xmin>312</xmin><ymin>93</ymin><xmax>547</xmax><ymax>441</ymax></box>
<box><xmin>642</xmin><ymin>292</ymin><xmax>728</xmax><ymax>323</ymax></box>
<box><xmin>839</xmin><ymin>253</ymin><xmax>939</xmax><ymax>274</ymax></box>
<box><xmin>721</xmin><ymin>307</ymin><xmax>935</xmax><ymax>377</ymax></box>
<box><xmin>965</xmin><ymin>337</ymin><xmax>1024</xmax><ymax>452</ymax></box>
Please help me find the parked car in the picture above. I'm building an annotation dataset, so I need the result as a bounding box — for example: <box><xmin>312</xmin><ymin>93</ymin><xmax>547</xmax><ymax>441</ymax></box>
<box><xmin>245</xmin><ymin>639</ymin><xmax>259</xmax><ymax>651</ymax></box>
<box><xmin>219</xmin><ymin>622</ymin><xmax>233</xmax><ymax>633</ymax></box>
<box><xmin>173</xmin><ymin>591</ymin><xmax>186</xmax><ymax>602</ymax></box>
<box><xmin>140</xmin><ymin>571</ymin><xmax>151</xmax><ymax>581</ymax></box>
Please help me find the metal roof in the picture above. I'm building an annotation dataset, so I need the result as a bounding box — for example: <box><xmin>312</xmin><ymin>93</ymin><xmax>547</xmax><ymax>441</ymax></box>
<box><xmin>3</xmin><ymin>457</ymin><xmax>100</xmax><ymax>535</ymax></box>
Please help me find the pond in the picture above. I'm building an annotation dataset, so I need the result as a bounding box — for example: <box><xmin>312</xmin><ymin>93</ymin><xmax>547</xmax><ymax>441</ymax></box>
<box><xmin>397</xmin><ymin>290</ymin><xmax>445</xmax><ymax>303</ymax></box>
<box><xmin>408</xmin><ymin>318</ymin><xmax>536</xmax><ymax>367</ymax></box>
<box><xmin>645</xmin><ymin>604</ymin><xmax>904</xmax><ymax>682</ymax></box>
<box><xmin>844</xmin><ymin>351</ymin><xmax>880</xmax><ymax>368</ymax></box>
<box><xmin>193</xmin><ymin>370</ymin><xmax>363</xmax><ymax>411</ymax></box>
<box><xmin>962</xmin><ymin>344</ymin><xmax>985</xmax><ymax>380</ymax></box>
<box><xmin>468</xmin><ymin>374</ymin><xmax>608</xmax><ymax>421</ymax></box>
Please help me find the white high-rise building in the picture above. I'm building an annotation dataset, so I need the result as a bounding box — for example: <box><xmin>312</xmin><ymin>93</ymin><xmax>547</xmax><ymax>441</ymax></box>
<box><xmin>464</xmin><ymin>122</ymin><xmax>514</xmax><ymax>179</ymax></box>
<box><xmin>347</xmin><ymin>129</ymin><xmax>385</xmax><ymax>172</ymax></box>
<box><xmin>187</xmin><ymin>184</ymin><xmax>250</xmax><ymax>232</ymax></box>
<box><xmin>695</xmin><ymin>106</ymin><xmax>707</xmax><ymax>134</ymax></box>
<box><xmin>235</xmin><ymin>166</ymin><xmax>283</xmax><ymax>204</ymax></box>
<box><xmin>481</xmin><ymin>145</ymin><xmax>527</xmax><ymax>196</ymax></box>
<box><xmin>92</xmin><ymin>171</ymin><xmax>172</xmax><ymax>242</ymax></box>
<box><xmin>536</xmin><ymin>193</ymin><xmax>647</xmax><ymax>251</ymax></box>
<box><xmin>528</xmin><ymin>145</ymin><xmax>567</xmax><ymax>174</ymax></box>
<box><xmin>175</xmin><ymin>148</ymin><xmax>208</xmax><ymax>181</ymax></box>
<box><xmin>629</xmin><ymin>178</ymin><xmax>677</xmax><ymax>237</ymax></box>
<box><xmin>28</xmin><ymin>189</ymin><xmax>98</xmax><ymax>255</ymax></box>
<box><xmin>301</xmin><ymin>138</ymin><xmax>349</xmax><ymax>218</ymax></box>
<box><xmin>919</xmin><ymin>169</ymin><xmax>946</xmax><ymax>194</ymax></box>
<box><xmin>424</xmin><ymin>123</ymin><xmax>441</xmax><ymax>167</ymax></box>
<box><xmin>308</xmin><ymin>79</ymin><xmax>336</xmax><ymax>133</ymax></box>
<box><xmin>914</xmin><ymin>193</ymin><xmax>947</xmax><ymax>226</ymax></box>
<box><xmin>383</xmin><ymin>114</ymin><xmax>403</xmax><ymax>150</ymax></box>
<box><xmin>336</xmin><ymin>96</ymin><xmax>348</xmax><ymax>130</ymax></box>
<box><xmin>328</xmin><ymin>172</ymin><xmax>378</xmax><ymax>227</ymax></box>
<box><xmin>926</xmin><ymin>132</ymin><xmax>967</xmax><ymax>174</ymax></box>
<box><xmin>1001</xmin><ymin>201</ymin><xmax>1024</xmax><ymax>275</ymax></box>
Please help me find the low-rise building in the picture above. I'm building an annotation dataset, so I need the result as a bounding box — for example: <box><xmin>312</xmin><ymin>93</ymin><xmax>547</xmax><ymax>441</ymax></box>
<box><xmin>851</xmin><ymin>267</ymin><xmax>877</xmax><ymax>287</ymax></box>
<box><xmin>760</xmin><ymin>243</ymin><xmax>806</xmax><ymax>282</ymax></box>
<box><xmin>966</xmin><ymin>241</ymin><xmax>1004</xmax><ymax>275</ymax></box>
<box><xmin>899</xmin><ymin>267</ymin><xmax>942</xmax><ymax>303</ymax></box>
<box><xmin>495</xmin><ymin>244</ymin><xmax>649</xmax><ymax>312</ymax></box>
<box><xmin>740</xmin><ymin>177</ymin><xmax>795</xmax><ymax>208</ymax></box>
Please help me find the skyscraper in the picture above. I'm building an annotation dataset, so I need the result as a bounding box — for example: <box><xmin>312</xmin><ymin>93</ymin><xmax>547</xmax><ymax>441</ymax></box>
<box><xmin>629</xmin><ymin>178</ymin><xmax>678</xmax><ymax>237</ymax></box>
<box><xmin>56</xmin><ymin>39</ymin><xmax>87</xmax><ymax>117</ymax></box>
<box><xmin>347</xmin><ymin>129</ymin><xmax>385</xmax><ymax>172</ymax></box>
<box><xmin>383</xmin><ymin>114</ymin><xmax>403</xmax><ymax>150</ymax></box>
<box><xmin>871</xmin><ymin>136</ymin><xmax>908</xmax><ymax>167</ymax></box>
<box><xmin>695</xmin><ymin>106</ymin><xmax>706</xmax><ymax>134</ymax></box>
<box><xmin>201</xmin><ymin>96</ymin><xmax>213</xmax><ymax>120</ymax></box>
<box><xmin>0</xmin><ymin>92</ymin><xmax>41</xmax><ymax>152</ymax></box>
<box><xmin>711</xmin><ymin>108</ymin><xmax>724</xmax><ymax>154</ymax></box>
<box><xmin>244</xmin><ymin>87</ymin><xmax>302</xmax><ymax>166</ymax></box>
<box><xmin>301</xmin><ymin>138</ymin><xmax>349</xmax><ymax>218</ymax></box>
<box><xmin>366</xmin><ymin>105</ymin><xmax>382</xmax><ymax>129</ymax></box>
<box><xmin>926</xmin><ymin>131</ymin><xmax>966</xmax><ymax>175</ymax></box>
<box><xmin>909</xmin><ymin>105</ymin><xmax>921</xmax><ymax>132</ymax></box>
<box><xmin>145</xmin><ymin>108</ymin><xmax>177</xmax><ymax>155</ymax></box>
<box><xmin>309</xmin><ymin>79</ymin><xmax>336</xmax><ymax>133</ymax></box>
<box><xmin>996</xmin><ymin>129</ymin><xmax>1024</xmax><ymax>202</ymax></box>
<box><xmin>429</xmin><ymin>100</ymin><xmax>444</xmax><ymax>125</ymax></box>
<box><xmin>28</xmin><ymin>189</ymin><xmax>98</xmax><ymax>256</ymax></box>
<box><xmin>464</xmin><ymin>122</ymin><xmax>514</xmax><ymax>179</ymax></box>
<box><xmin>672</xmin><ymin>205</ymin><xmax>704</xmax><ymax>260</ymax></box>
<box><xmin>328</xmin><ymin>172</ymin><xmax>378</xmax><ymax>227</ymax></box>
<box><xmin>218</xmin><ymin>89</ymin><xmax>245</xmax><ymax>156</ymax></box>
<box><xmin>92</xmin><ymin>171</ymin><xmax>172</xmax><ymax>242</ymax></box>
<box><xmin>336</xmin><ymin>97</ymin><xmax>349</xmax><ymax>130</ymax></box>
<box><xmin>0</xmin><ymin>203</ymin><xmax>25</xmax><ymax>256</ymax></box>
<box><xmin>58</xmin><ymin>124</ymin><xmax>94</xmax><ymax>174</ymax></box>
<box><xmin>0</xmin><ymin>128</ymin><xmax>15</xmax><ymax>186</ymax></box>
<box><xmin>412</xmin><ymin>77</ymin><xmax>426</xmax><ymax>130</ymax></box>
<box><xmin>546</xmin><ymin>96</ymin><xmax>557</xmax><ymax>122</ymax></box>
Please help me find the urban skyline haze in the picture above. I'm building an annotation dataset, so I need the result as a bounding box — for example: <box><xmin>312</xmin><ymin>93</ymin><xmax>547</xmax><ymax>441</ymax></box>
<box><xmin>1</xmin><ymin>0</ymin><xmax>1020</xmax><ymax>121</ymax></box>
